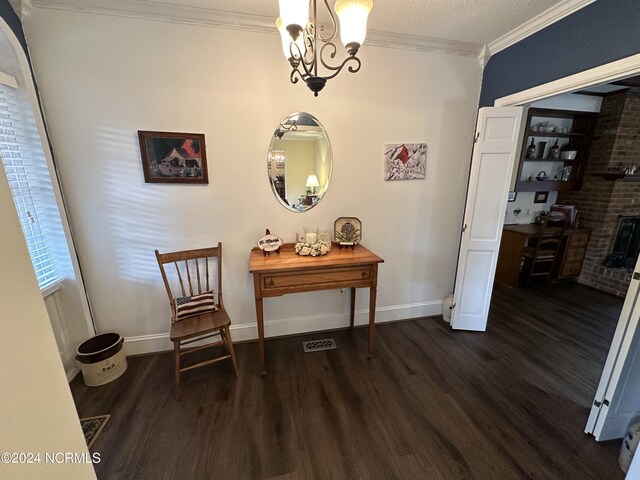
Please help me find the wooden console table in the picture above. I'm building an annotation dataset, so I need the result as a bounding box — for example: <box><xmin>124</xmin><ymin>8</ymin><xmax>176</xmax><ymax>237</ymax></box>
<box><xmin>249</xmin><ymin>243</ymin><xmax>384</xmax><ymax>374</ymax></box>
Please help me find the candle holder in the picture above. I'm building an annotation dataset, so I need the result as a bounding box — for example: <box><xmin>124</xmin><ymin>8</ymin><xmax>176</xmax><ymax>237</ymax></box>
<box><xmin>303</xmin><ymin>226</ymin><xmax>319</xmax><ymax>245</ymax></box>
<box><xmin>295</xmin><ymin>226</ymin><xmax>330</xmax><ymax>256</ymax></box>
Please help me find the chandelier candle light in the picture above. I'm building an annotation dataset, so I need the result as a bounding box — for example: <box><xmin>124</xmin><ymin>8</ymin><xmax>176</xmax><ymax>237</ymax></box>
<box><xmin>276</xmin><ymin>0</ymin><xmax>373</xmax><ymax>96</ymax></box>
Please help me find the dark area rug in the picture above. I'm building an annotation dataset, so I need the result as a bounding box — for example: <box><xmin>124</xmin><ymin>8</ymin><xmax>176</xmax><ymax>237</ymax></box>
<box><xmin>80</xmin><ymin>414</ymin><xmax>110</xmax><ymax>449</ymax></box>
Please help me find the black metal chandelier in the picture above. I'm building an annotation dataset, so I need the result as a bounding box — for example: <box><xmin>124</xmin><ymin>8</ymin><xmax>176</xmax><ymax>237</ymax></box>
<box><xmin>276</xmin><ymin>0</ymin><xmax>373</xmax><ymax>97</ymax></box>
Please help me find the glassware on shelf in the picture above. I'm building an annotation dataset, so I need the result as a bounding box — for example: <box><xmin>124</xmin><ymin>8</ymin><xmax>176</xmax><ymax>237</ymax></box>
<box><xmin>526</xmin><ymin>138</ymin><xmax>536</xmax><ymax>159</ymax></box>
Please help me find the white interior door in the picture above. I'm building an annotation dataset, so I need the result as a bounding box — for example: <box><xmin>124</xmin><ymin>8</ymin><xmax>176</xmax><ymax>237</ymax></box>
<box><xmin>586</xmin><ymin>256</ymin><xmax>640</xmax><ymax>441</ymax></box>
<box><xmin>451</xmin><ymin>107</ymin><xmax>524</xmax><ymax>331</ymax></box>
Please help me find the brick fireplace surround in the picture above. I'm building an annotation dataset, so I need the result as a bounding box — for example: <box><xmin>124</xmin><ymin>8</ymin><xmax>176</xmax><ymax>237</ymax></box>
<box><xmin>557</xmin><ymin>88</ymin><xmax>640</xmax><ymax>297</ymax></box>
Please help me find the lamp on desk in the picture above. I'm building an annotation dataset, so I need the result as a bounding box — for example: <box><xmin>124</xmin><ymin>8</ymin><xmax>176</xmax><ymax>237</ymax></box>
<box><xmin>306</xmin><ymin>174</ymin><xmax>320</xmax><ymax>195</ymax></box>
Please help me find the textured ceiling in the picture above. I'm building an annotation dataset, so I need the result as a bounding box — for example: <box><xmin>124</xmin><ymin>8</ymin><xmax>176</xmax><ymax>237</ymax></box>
<box><xmin>145</xmin><ymin>0</ymin><xmax>563</xmax><ymax>45</ymax></box>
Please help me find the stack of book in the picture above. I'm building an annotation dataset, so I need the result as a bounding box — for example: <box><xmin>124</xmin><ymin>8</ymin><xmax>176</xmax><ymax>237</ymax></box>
<box><xmin>550</xmin><ymin>204</ymin><xmax>577</xmax><ymax>226</ymax></box>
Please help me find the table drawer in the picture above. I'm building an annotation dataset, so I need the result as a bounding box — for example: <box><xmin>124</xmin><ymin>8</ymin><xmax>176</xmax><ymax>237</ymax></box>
<box><xmin>262</xmin><ymin>266</ymin><xmax>372</xmax><ymax>292</ymax></box>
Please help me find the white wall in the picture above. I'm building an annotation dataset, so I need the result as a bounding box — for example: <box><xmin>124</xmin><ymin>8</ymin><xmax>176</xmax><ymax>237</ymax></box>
<box><xmin>24</xmin><ymin>8</ymin><xmax>482</xmax><ymax>353</ymax></box>
<box><xmin>0</xmin><ymin>147</ymin><xmax>96</xmax><ymax>479</ymax></box>
<box><xmin>504</xmin><ymin>191</ymin><xmax>559</xmax><ymax>225</ymax></box>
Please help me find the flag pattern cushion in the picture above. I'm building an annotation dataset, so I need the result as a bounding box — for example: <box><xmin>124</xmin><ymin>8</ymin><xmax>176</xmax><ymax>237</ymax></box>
<box><xmin>175</xmin><ymin>291</ymin><xmax>218</xmax><ymax>321</ymax></box>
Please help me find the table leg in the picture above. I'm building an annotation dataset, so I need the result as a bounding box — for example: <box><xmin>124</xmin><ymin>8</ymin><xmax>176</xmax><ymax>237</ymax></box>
<box><xmin>255</xmin><ymin>297</ymin><xmax>266</xmax><ymax>375</ymax></box>
<box><xmin>350</xmin><ymin>287</ymin><xmax>356</xmax><ymax>328</ymax></box>
<box><xmin>368</xmin><ymin>286</ymin><xmax>377</xmax><ymax>358</ymax></box>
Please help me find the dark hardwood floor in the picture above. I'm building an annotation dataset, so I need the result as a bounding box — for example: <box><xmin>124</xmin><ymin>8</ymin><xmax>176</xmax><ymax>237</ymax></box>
<box><xmin>72</xmin><ymin>282</ymin><xmax>626</xmax><ymax>479</ymax></box>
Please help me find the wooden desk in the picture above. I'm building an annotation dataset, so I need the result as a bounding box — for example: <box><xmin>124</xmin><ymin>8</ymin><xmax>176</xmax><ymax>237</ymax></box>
<box><xmin>249</xmin><ymin>244</ymin><xmax>384</xmax><ymax>374</ymax></box>
<box><xmin>496</xmin><ymin>224</ymin><xmax>591</xmax><ymax>286</ymax></box>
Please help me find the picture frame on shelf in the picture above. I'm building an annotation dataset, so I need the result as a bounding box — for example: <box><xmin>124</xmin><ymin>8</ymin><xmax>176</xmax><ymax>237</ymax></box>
<box><xmin>533</xmin><ymin>191</ymin><xmax>549</xmax><ymax>204</ymax></box>
<box><xmin>138</xmin><ymin>130</ymin><xmax>208</xmax><ymax>184</ymax></box>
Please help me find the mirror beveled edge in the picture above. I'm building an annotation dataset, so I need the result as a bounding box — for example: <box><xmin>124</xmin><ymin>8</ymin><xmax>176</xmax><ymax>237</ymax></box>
<box><xmin>267</xmin><ymin>111</ymin><xmax>333</xmax><ymax>213</ymax></box>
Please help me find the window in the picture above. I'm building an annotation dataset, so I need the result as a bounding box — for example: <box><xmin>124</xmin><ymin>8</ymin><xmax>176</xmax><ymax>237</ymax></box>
<box><xmin>0</xmin><ymin>83</ymin><xmax>60</xmax><ymax>291</ymax></box>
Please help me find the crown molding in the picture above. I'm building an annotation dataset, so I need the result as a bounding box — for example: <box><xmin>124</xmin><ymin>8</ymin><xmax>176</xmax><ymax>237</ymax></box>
<box><xmin>30</xmin><ymin>0</ymin><xmax>483</xmax><ymax>57</ymax></box>
<box><xmin>486</xmin><ymin>0</ymin><xmax>596</xmax><ymax>57</ymax></box>
<box><xmin>366</xmin><ymin>30</ymin><xmax>481</xmax><ymax>57</ymax></box>
<box><xmin>31</xmin><ymin>0</ymin><xmax>277</xmax><ymax>34</ymax></box>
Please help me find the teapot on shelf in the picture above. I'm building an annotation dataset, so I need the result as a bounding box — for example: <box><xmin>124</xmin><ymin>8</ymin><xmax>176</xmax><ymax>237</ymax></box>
<box><xmin>536</xmin><ymin>171</ymin><xmax>548</xmax><ymax>181</ymax></box>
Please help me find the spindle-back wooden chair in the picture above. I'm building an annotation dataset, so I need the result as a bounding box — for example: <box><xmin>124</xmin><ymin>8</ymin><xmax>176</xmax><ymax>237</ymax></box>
<box><xmin>155</xmin><ymin>243</ymin><xmax>238</xmax><ymax>399</ymax></box>
<box><xmin>519</xmin><ymin>214</ymin><xmax>568</xmax><ymax>287</ymax></box>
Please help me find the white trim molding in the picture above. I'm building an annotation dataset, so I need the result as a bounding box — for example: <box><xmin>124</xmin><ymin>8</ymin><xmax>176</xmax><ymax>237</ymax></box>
<box><xmin>486</xmin><ymin>0</ymin><xmax>596</xmax><ymax>57</ymax></box>
<box><xmin>123</xmin><ymin>300</ymin><xmax>444</xmax><ymax>356</ymax></box>
<box><xmin>66</xmin><ymin>367</ymin><xmax>80</xmax><ymax>382</ymax></box>
<box><xmin>495</xmin><ymin>53</ymin><xmax>640</xmax><ymax>107</ymax></box>
<box><xmin>366</xmin><ymin>30</ymin><xmax>481</xmax><ymax>57</ymax></box>
<box><xmin>30</xmin><ymin>0</ymin><xmax>483</xmax><ymax>57</ymax></box>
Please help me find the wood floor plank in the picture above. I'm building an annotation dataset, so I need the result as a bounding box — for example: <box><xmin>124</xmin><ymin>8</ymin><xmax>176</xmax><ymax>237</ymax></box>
<box><xmin>72</xmin><ymin>282</ymin><xmax>625</xmax><ymax>479</ymax></box>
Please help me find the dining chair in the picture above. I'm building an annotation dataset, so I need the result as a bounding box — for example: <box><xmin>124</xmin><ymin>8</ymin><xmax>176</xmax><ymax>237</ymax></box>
<box><xmin>519</xmin><ymin>214</ymin><xmax>569</xmax><ymax>288</ymax></box>
<box><xmin>155</xmin><ymin>243</ymin><xmax>238</xmax><ymax>399</ymax></box>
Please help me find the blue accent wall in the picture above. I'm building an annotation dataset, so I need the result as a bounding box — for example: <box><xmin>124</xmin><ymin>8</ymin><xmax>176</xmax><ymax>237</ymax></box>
<box><xmin>0</xmin><ymin>0</ymin><xmax>27</xmax><ymax>54</ymax></box>
<box><xmin>480</xmin><ymin>0</ymin><xmax>640</xmax><ymax>106</ymax></box>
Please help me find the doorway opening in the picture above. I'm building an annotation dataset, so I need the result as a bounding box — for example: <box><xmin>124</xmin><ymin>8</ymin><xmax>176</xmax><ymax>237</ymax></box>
<box><xmin>488</xmin><ymin>57</ymin><xmax>640</xmax><ymax>447</ymax></box>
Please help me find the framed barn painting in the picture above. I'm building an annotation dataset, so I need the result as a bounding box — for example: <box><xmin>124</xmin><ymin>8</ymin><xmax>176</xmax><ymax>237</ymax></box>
<box><xmin>138</xmin><ymin>131</ymin><xmax>209</xmax><ymax>184</ymax></box>
<box><xmin>384</xmin><ymin>143</ymin><xmax>427</xmax><ymax>181</ymax></box>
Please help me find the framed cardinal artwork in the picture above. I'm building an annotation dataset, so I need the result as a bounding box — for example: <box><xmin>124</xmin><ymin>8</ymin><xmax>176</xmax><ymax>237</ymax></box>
<box><xmin>384</xmin><ymin>143</ymin><xmax>427</xmax><ymax>181</ymax></box>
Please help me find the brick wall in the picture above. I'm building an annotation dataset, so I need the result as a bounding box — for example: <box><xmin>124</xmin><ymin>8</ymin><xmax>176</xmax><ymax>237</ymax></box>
<box><xmin>557</xmin><ymin>88</ymin><xmax>640</xmax><ymax>297</ymax></box>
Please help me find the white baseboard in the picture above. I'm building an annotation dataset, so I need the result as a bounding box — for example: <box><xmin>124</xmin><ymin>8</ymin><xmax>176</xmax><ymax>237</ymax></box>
<box><xmin>123</xmin><ymin>300</ymin><xmax>444</xmax><ymax>356</ymax></box>
<box><xmin>66</xmin><ymin>367</ymin><xmax>80</xmax><ymax>383</ymax></box>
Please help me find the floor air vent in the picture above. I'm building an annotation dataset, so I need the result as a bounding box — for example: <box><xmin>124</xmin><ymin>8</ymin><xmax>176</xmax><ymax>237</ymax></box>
<box><xmin>303</xmin><ymin>338</ymin><xmax>337</xmax><ymax>353</ymax></box>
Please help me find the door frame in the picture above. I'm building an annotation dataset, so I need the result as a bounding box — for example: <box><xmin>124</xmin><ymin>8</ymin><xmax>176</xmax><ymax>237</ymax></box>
<box><xmin>451</xmin><ymin>53</ymin><xmax>640</xmax><ymax>329</ymax></box>
<box><xmin>494</xmin><ymin>53</ymin><xmax>640</xmax><ymax>107</ymax></box>
<box><xmin>469</xmin><ymin>52</ymin><xmax>640</xmax><ymax>321</ymax></box>
<box><xmin>585</xmin><ymin>256</ymin><xmax>640</xmax><ymax>440</ymax></box>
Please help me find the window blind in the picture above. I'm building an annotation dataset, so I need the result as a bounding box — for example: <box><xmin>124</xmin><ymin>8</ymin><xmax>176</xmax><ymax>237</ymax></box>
<box><xmin>0</xmin><ymin>84</ymin><xmax>60</xmax><ymax>290</ymax></box>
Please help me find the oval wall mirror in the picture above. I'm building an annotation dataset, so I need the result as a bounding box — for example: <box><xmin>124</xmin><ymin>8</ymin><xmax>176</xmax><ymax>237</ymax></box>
<box><xmin>267</xmin><ymin>112</ymin><xmax>332</xmax><ymax>212</ymax></box>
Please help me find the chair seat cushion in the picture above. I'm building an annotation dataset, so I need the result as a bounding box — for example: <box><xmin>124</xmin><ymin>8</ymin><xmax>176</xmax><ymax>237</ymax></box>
<box><xmin>175</xmin><ymin>291</ymin><xmax>219</xmax><ymax>321</ymax></box>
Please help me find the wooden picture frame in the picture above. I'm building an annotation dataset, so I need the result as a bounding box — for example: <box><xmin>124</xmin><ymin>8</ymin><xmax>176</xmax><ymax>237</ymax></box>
<box><xmin>533</xmin><ymin>191</ymin><xmax>549</xmax><ymax>203</ymax></box>
<box><xmin>138</xmin><ymin>131</ymin><xmax>208</xmax><ymax>184</ymax></box>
